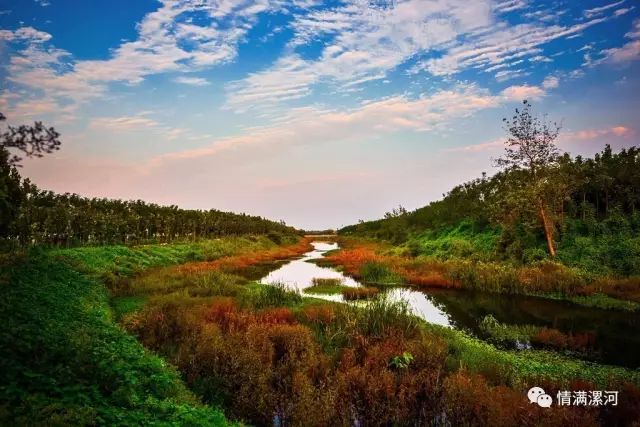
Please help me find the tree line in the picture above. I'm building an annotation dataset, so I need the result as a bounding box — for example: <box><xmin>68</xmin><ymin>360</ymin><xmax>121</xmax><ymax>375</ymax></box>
<box><xmin>342</xmin><ymin>101</ymin><xmax>640</xmax><ymax>266</ymax></box>
<box><xmin>0</xmin><ymin>112</ymin><xmax>297</xmax><ymax>248</ymax></box>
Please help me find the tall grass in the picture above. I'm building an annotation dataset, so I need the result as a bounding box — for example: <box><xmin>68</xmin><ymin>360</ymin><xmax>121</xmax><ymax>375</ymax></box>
<box><xmin>341</xmin><ymin>286</ymin><xmax>379</xmax><ymax>300</ymax></box>
<box><xmin>305</xmin><ymin>277</ymin><xmax>347</xmax><ymax>294</ymax></box>
<box><xmin>249</xmin><ymin>282</ymin><xmax>302</xmax><ymax>308</ymax></box>
<box><xmin>359</xmin><ymin>261</ymin><xmax>403</xmax><ymax>284</ymax></box>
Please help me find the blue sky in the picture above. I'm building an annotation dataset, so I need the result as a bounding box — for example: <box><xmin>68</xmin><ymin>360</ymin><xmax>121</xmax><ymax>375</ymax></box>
<box><xmin>1</xmin><ymin>0</ymin><xmax>639</xmax><ymax>229</ymax></box>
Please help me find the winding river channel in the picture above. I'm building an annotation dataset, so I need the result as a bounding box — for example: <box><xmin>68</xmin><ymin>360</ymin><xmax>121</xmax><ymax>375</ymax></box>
<box><xmin>259</xmin><ymin>242</ymin><xmax>640</xmax><ymax>368</ymax></box>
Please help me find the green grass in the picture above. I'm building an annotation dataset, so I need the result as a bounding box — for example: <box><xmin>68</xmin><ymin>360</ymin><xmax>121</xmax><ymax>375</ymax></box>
<box><xmin>305</xmin><ymin>278</ymin><xmax>349</xmax><ymax>294</ymax></box>
<box><xmin>0</xmin><ymin>253</ymin><xmax>233</xmax><ymax>425</ymax></box>
<box><xmin>111</xmin><ymin>295</ymin><xmax>148</xmax><ymax>320</ymax></box>
<box><xmin>404</xmin><ymin>222</ymin><xmax>500</xmax><ymax>261</ymax></box>
<box><xmin>359</xmin><ymin>261</ymin><xmax>403</xmax><ymax>285</ymax></box>
<box><xmin>478</xmin><ymin>314</ymin><xmax>540</xmax><ymax>345</ymax></box>
<box><xmin>425</xmin><ymin>322</ymin><xmax>640</xmax><ymax>389</ymax></box>
<box><xmin>246</xmin><ymin>282</ymin><xmax>303</xmax><ymax>308</ymax></box>
<box><xmin>567</xmin><ymin>293</ymin><xmax>640</xmax><ymax>311</ymax></box>
<box><xmin>54</xmin><ymin>235</ymin><xmax>286</xmax><ymax>284</ymax></box>
<box><xmin>0</xmin><ymin>236</ymin><xmax>300</xmax><ymax>425</ymax></box>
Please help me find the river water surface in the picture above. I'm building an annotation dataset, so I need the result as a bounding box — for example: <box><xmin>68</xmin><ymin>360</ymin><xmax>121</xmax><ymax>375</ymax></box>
<box><xmin>259</xmin><ymin>242</ymin><xmax>640</xmax><ymax>368</ymax></box>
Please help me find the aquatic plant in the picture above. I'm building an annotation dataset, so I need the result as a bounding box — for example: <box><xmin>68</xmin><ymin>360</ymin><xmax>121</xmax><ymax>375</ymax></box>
<box><xmin>341</xmin><ymin>286</ymin><xmax>379</xmax><ymax>300</ymax></box>
<box><xmin>250</xmin><ymin>282</ymin><xmax>302</xmax><ymax>308</ymax></box>
<box><xmin>305</xmin><ymin>278</ymin><xmax>348</xmax><ymax>294</ymax></box>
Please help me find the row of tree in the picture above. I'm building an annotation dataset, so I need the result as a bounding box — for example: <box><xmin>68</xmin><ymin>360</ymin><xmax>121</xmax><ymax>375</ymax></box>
<box><xmin>342</xmin><ymin>101</ymin><xmax>640</xmax><ymax>260</ymax></box>
<box><xmin>0</xmin><ymin>113</ymin><xmax>298</xmax><ymax>248</ymax></box>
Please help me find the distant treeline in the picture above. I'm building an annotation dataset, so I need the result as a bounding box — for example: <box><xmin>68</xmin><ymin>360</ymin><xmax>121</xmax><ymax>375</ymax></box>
<box><xmin>1</xmin><ymin>174</ymin><xmax>298</xmax><ymax>249</ymax></box>
<box><xmin>341</xmin><ymin>145</ymin><xmax>640</xmax><ymax>271</ymax></box>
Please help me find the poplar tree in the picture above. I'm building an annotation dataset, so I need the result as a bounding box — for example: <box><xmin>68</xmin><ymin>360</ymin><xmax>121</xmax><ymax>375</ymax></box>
<box><xmin>495</xmin><ymin>100</ymin><xmax>567</xmax><ymax>257</ymax></box>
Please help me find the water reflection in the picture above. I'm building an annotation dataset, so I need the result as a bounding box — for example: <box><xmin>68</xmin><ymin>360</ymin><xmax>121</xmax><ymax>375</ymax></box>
<box><xmin>261</xmin><ymin>242</ymin><xmax>451</xmax><ymax>324</ymax></box>
<box><xmin>384</xmin><ymin>288</ymin><xmax>451</xmax><ymax>327</ymax></box>
<box><xmin>259</xmin><ymin>241</ymin><xmax>640</xmax><ymax>368</ymax></box>
<box><xmin>261</xmin><ymin>242</ymin><xmax>360</xmax><ymax>291</ymax></box>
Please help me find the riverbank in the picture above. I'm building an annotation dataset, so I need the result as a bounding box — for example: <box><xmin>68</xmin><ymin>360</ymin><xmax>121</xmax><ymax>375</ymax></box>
<box><xmin>3</xmin><ymin>237</ymin><xmax>639</xmax><ymax>425</ymax></box>
<box><xmin>118</xmin><ymin>242</ymin><xmax>640</xmax><ymax>425</ymax></box>
<box><xmin>0</xmin><ymin>235</ymin><xmax>306</xmax><ymax>425</ymax></box>
<box><xmin>317</xmin><ymin>237</ymin><xmax>640</xmax><ymax>312</ymax></box>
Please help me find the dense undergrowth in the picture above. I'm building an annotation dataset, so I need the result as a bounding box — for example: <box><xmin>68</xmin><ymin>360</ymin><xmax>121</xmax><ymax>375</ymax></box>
<box><xmin>322</xmin><ymin>238</ymin><xmax>640</xmax><ymax>311</ymax></box>
<box><xmin>115</xmin><ymin>244</ymin><xmax>640</xmax><ymax>426</ymax></box>
<box><xmin>339</xmin><ymin>146</ymin><xmax>640</xmax><ymax>309</ymax></box>
<box><xmin>0</xmin><ymin>235</ymin><xmax>304</xmax><ymax>425</ymax></box>
<box><xmin>3</xmin><ymin>235</ymin><xmax>640</xmax><ymax>425</ymax></box>
<box><xmin>0</xmin><ymin>253</ymin><xmax>231</xmax><ymax>425</ymax></box>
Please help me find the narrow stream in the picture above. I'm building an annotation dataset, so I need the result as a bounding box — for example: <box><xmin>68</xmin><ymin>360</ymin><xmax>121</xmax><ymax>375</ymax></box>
<box><xmin>260</xmin><ymin>242</ymin><xmax>640</xmax><ymax>368</ymax></box>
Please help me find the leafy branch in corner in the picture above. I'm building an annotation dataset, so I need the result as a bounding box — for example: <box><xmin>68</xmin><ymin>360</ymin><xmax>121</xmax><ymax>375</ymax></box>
<box><xmin>0</xmin><ymin>111</ymin><xmax>61</xmax><ymax>166</ymax></box>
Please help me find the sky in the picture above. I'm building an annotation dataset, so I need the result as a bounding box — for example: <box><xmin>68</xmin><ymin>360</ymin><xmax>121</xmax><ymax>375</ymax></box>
<box><xmin>1</xmin><ymin>0</ymin><xmax>639</xmax><ymax>229</ymax></box>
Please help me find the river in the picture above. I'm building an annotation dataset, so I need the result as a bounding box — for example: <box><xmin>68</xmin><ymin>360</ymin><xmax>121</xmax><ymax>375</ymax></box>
<box><xmin>259</xmin><ymin>241</ymin><xmax>640</xmax><ymax>368</ymax></box>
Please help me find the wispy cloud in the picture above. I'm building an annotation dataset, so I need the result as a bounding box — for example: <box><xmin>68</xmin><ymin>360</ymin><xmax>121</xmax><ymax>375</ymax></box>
<box><xmin>0</xmin><ymin>26</ymin><xmax>52</xmax><ymax>42</ymax></box>
<box><xmin>599</xmin><ymin>18</ymin><xmax>640</xmax><ymax>63</ymax></box>
<box><xmin>89</xmin><ymin>116</ymin><xmax>161</xmax><ymax>132</ymax></box>
<box><xmin>173</xmin><ymin>76</ymin><xmax>211</xmax><ymax>86</ymax></box>
<box><xmin>450</xmin><ymin>125</ymin><xmax>635</xmax><ymax>153</ymax></box>
<box><xmin>88</xmin><ymin>114</ymin><xmax>188</xmax><ymax>141</ymax></box>
<box><xmin>156</xmin><ymin>81</ymin><xmax>553</xmax><ymax>167</ymax></box>
<box><xmin>225</xmin><ymin>0</ymin><xmax>494</xmax><ymax>111</ymax></box>
<box><xmin>226</xmin><ymin>0</ymin><xmax>624</xmax><ymax>112</ymax></box>
<box><xmin>158</xmin><ymin>83</ymin><xmax>504</xmax><ymax>165</ymax></box>
<box><xmin>564</xmin><ymin>125</ymin><xmax>635</xmax><ymax>140</ymax></box>
<box><xmin>2</xmin><ymin>0</ymin><xmax>311</xmax><ymax>118</ymax></box>
<box><xmin>584</xmin><ymin>0</ymin><xmax>626</xmax><ymax>18</ymax></box>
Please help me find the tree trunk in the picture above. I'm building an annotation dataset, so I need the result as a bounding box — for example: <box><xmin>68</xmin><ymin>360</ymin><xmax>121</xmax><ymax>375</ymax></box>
<box><xmin>539</xmin><ymin>202</ymin><xmax>556</xmax><ymax>257</ymax></box>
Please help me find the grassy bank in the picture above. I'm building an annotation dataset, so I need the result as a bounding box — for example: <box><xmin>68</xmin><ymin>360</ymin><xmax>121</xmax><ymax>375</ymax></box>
<box><xmin>4</xmin><ymin>235</ymin><xmax>639</xmax><ymax>425</ymax></box>
<box><xmin>0</xmin><ymin>235</ymin><xmax>306</xmax><ymax>425</ymax></box>
<box><xmin>115</xmin><ymin>248</ymin><xmax>639</xmax><ymax>425</ymax></box>
<box><xmin>324</xmin><ymin>238</ymin><xmax>640</xmax><ymax>311</ymax></box>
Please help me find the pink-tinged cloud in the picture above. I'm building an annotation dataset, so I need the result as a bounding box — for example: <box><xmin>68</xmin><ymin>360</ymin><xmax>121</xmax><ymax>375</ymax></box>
<box><xmin>564</xmin><ymin>125</ymin><xmax>635</xmax><ymax>140</ymax></box>
<box><xmin>611</xmin><ymin>126</ymin><xmax>634</xmax><ymax>137</ymax></box>
<box><xmin>451</xmin><ymin>126</ymin><xmax>636</xmax><ymax>153</ymax></box>
<box><xmin>501</xmin><ymin>84</ymin><xmax>546</xmax><ymax>101</ymax></box>
<box><xmin>149</xmin><ymin>84</ymin><xmax>504</xmax><ymax>168</ymax></box>
<box><xmin>446</xmin><ymin>138</ymin><xmax>504</xmax><ymax>152</ymax></box>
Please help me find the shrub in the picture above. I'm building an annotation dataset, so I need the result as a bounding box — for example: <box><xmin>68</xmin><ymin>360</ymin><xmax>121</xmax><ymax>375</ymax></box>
<box><xmin>389</xmin><ymin>351</ymin><xmax>414</xmax><ymax>370</ymax></box>
<box><xmin>478</xmin><ymin>315</ymin><xmax>540</xmax><ymax>346</ymax></box>
<box><xmin>405</xmin><ymin>271</ymin><xmax>457</xmax><ymax>288</ymax></box>
<box><xmin>333</xmin><ymin>334</ymin><xmax>447</xmax><ymax>425</ymax></box>
<box><xmin>338</xmin><ymin>297</ymin><xmax>419</xmax><ymax>341</ymax></box>
<box><xmin>258</xmin><ymin>307</ymin><xmax>297</xmax><ymax>325</ymax></box>
<box><xmin>299</xmin><ymin>304</ymin><xmax>335</xmax><ymax>326</ymax></box>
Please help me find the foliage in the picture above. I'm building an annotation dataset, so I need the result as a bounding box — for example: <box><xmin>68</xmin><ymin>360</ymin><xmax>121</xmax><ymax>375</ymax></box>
<box><xmin>122</xmin><ymin>257</ymin><xmax>640</xmax><ymax>426</ymax></box>
<box><xmin>0</xmin><ymin>116</ymin><xmax>297</xmax><ymax>250</ymax></box>
<box><xmin>0</xmin><ymin>254</ymin><xmax>231</xmax><ymax>425</ymax></box>
<box><xmin>305</xmin><ymin>277</ymin><xmax>348</xmax><ymax>294</ymax></box>
<box><xmin>249</xmin><ymin>282</ymin><xmax>303</xmax><ymax>308</ymax></box>
<box><xmin>359</xmin><ymin>261</ymin><xmax>403</xmax><ymax>284</ymax></box>
<box><xmin>0</xmin><ymin>111</ymin><xmax>62</xmax><ymax>166</ymax></box>
<box><xmin>388</xmin><ymin>351</ymin><xmax>414</xmax><ymax>370</ymax></box>
<box><xmin>340</xmin><ymin>144</ymin><xmax>640</xmax><ymax>277</ymax></box>
<box><xmin>479</xmin><ymin>314</ymin><xmax>540</xmax><ymax>346</ymax></box>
